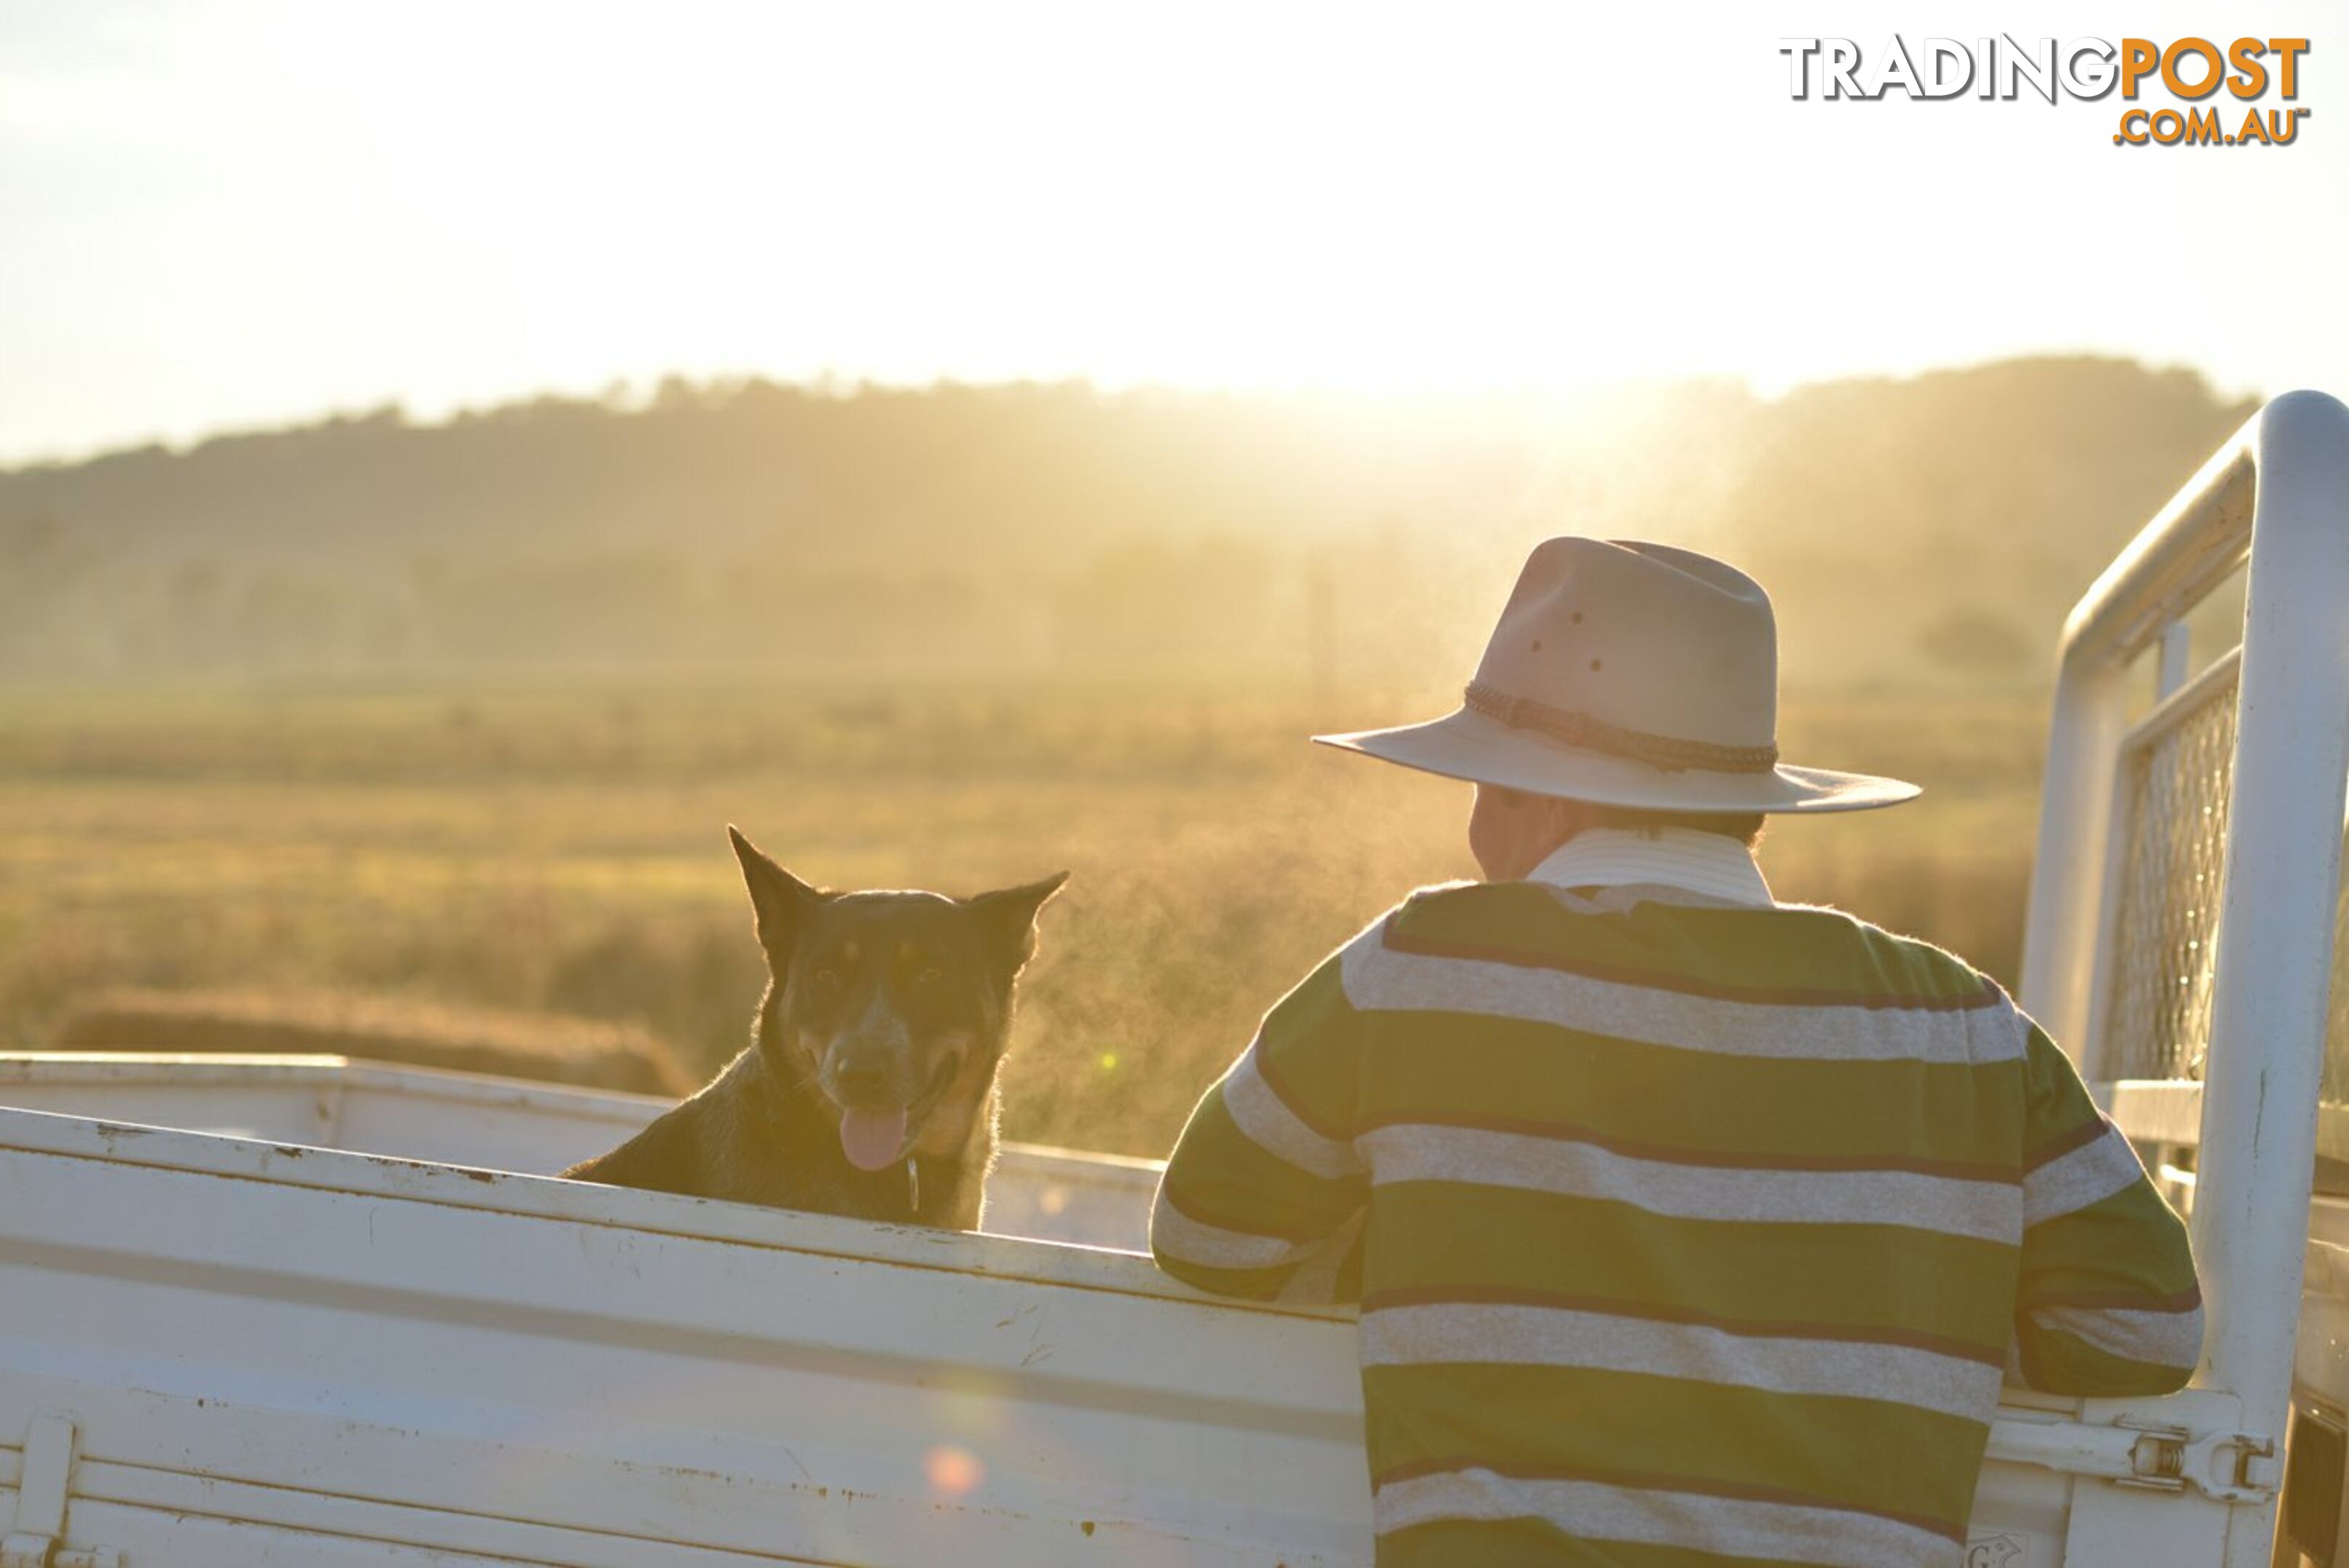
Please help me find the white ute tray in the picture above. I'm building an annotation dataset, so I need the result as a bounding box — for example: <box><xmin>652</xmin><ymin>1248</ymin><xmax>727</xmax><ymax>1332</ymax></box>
<box><xmin>0</xmin><ymin>1053</ymin><xmax>1364</xmax><ymax>1566</ymax></box>
<box><xmin>0</xmin><ymin>1051</ymin><xmax>2209</xmax><ymax>1567</ymax></box>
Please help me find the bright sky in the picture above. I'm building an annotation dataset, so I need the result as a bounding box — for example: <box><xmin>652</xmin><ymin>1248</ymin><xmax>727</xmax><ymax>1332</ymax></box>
<box><xmin>2</xmin><ymin>0</ymin><xmax>2342</xmax><ymax>464</ymax></box>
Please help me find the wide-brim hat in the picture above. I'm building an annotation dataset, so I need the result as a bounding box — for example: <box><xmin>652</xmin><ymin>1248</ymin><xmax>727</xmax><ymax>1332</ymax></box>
<box><xmin>1314</xmin><ymin>538</ymin><xmax>1918</xmax><ymax>814</ymax></box>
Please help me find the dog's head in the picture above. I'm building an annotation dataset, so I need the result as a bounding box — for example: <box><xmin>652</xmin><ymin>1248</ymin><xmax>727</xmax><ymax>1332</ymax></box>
<box><xmin>728</xmin><ymin>825</ymin><xmax>1066</xmax><ymax>1174</ymax></box>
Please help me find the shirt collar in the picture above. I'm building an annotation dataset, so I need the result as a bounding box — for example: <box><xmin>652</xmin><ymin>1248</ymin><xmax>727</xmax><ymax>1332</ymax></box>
<box><xmin>1523</xmin><ymin>825</ymin><xmax>1776</xmax><ymax>908</ymax></box>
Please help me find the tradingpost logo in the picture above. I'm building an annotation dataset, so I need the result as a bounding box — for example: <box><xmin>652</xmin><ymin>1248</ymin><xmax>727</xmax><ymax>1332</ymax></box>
<box><xmin>1778</xmin><ymin>36</ymin><xmax>2311</xmax><ymax>145</ymax></box>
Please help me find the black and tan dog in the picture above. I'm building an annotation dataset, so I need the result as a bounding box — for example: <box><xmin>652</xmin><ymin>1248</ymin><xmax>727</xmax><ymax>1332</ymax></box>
<box><xmin>563</xmin><ymin>827</ymin><xmax>1066</xmax><ymax>1230</ymax></box>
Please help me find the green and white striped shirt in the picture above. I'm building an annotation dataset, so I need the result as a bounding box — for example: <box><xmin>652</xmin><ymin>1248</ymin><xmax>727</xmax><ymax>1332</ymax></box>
<box><xmin>1152</xmin><ymin>828</ymin><xmax>2201</xmax><ymax>1567</ymax></box>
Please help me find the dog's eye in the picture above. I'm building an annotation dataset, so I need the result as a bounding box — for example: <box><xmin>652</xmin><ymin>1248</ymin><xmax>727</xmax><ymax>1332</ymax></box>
<box><xmin>810</xmin><ymin>967</ymin><xmax>844</xmax><ymax>989</ymax></box>
<box><xmin>913</xmin><ymin>966</ymin><xmax>945</xmax><ymax>987</ymax></box>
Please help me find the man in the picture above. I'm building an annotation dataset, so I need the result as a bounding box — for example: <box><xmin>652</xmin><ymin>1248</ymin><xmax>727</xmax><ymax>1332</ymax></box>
<box><xmin>1151</xmin><ymin>538</ymin><xmax>2201</xmax><ymax>1567</ymax></box>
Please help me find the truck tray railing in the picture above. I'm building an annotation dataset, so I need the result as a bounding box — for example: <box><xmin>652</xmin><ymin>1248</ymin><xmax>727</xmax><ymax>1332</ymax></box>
<box><xmin>2021</xmin><ymin>390</ymin><xmax>2349</xmax><ymax>1567</ymax></box>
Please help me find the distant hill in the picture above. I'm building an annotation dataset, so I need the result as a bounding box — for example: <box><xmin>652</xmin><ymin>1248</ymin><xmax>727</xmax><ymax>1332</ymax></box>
<box><xmin>0</xmin><ymin>359</ymin><xmax>2255</xmax><ymax>688</ymax></box>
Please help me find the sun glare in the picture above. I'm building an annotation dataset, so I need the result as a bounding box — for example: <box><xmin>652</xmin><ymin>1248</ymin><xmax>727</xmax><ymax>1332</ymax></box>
<box><xmin>1</xmin><ymin>0</ymin><xmax>2340</xmax><ymax>459</ymax></box>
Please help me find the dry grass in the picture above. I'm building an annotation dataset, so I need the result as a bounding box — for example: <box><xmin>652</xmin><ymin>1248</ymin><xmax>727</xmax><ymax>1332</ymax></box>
<box><xmin>52</xmin><ymin>986</ymin><xmax>691</xmax><ymax>1095</ymax></box>
<box><xmin>0</xmin><ymin>682</ymin><xmax>2048</xmax><ymax>1156</ymax></box>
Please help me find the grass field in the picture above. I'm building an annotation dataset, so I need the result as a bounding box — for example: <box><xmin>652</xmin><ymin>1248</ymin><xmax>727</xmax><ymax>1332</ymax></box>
<box><xmin>0</xmin><ymin>681</ymin><xmax>2050</xmax><ymax>1157</ymax></box>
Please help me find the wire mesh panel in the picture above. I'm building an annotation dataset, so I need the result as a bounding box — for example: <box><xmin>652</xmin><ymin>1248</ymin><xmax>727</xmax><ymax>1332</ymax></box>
<box><xmin>2101</xmin><ymin>668</ymin><xmax>2240</xmax><ymax>1082</ymax></box>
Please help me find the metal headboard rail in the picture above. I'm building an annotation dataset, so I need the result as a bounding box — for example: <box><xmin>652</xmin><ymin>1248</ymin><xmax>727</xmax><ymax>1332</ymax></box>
<box><xmin>2018</xmin><ymin>391</ymin><xmax>2349</xmax><ymax>1568</ymax></box>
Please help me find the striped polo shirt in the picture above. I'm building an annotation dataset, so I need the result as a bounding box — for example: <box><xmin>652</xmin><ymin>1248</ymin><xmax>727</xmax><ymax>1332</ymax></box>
<box><xmin>1151</xmin><ymin>828</ymin><xmax>2202</xmax><ymax>1568</ymax></box>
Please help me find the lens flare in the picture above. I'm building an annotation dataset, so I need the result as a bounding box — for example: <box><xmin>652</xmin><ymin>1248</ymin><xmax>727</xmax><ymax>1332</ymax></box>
<box><xmin>925</xmin><ymin>1444</ymin><xmax>984</xmax><ymax>1498</ymax></box>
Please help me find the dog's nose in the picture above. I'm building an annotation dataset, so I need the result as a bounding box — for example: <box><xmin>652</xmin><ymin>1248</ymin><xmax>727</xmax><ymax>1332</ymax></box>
<box><xmin>832</xmin><ymin>1063</ymin><xmax>893</xmax><ymax>1106</ymax></box>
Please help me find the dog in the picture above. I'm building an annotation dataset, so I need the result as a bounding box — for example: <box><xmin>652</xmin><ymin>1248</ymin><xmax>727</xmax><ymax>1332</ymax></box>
<box><xmin>563</xmin><ymin>826</ymin><xmax>1066</xmax><ymax>1231</ymax></box>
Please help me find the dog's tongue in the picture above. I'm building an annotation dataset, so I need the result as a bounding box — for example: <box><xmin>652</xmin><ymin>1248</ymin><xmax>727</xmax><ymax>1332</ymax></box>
<box><xmin>839</xmin><ymin>1106</ymin><xmax>908</xmax><ymax>1172</ymax></box>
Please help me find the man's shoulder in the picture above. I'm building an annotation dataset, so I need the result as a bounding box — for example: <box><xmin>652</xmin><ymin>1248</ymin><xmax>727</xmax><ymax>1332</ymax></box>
<box><xmin>1779</xmin><ymin>902</ymin><xmax>2013</xmax><ymax>1008</ymax></box>
<box><xmin>1368</xmin><ymin>882</ymin><xmax>2007</xmax><ymax>1012</ymax></box>
<box><xmin>1357</xmin><ymin>878</ymin><xmax>1568</xmax><ymax>961</ymax></box>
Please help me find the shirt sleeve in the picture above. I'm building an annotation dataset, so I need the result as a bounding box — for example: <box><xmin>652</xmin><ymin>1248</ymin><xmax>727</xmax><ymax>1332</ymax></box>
<box><xmin>2011</xmin><ymin>1021</ymin><xmax>2204</xmax><ymax>1395</ymax></box>
<box><xmin>1151</xmin><ymin>937</ymin><xmax>1370</xmax><ymax>1303</ymax></box>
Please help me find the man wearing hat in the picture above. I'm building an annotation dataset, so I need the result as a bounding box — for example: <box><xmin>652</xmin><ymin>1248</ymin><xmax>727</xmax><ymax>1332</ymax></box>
<box><xmin>1151</xmin><ymin>539</ymin><xmax>2202</xmax><ymax>1567</ymax></box>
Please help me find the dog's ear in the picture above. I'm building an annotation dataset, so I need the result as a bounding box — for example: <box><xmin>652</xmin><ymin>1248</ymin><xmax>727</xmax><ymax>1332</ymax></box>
<box><xmin>729</xmin><ymin>825</ymin><xmax>821</xmax><ymax>959</ymax></box>
<box><xmin>966</xmin><ymin>871</ymin><xmax>1069</xmax><ymax>975</ymax></box>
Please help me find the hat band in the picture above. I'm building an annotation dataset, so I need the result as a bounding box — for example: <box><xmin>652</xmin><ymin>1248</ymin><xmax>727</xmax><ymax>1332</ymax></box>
<box><xmin>1463</xmin><ymin>681</ymin><xmax>1780</xmax><ymax>775</ymax></box>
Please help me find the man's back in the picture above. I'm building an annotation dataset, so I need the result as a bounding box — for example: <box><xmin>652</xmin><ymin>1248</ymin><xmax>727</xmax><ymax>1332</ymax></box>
<box><xmin>1153</xmin><ymin>875</ymin><xmax>2202</xmax><ymax>1567</ymax></box>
